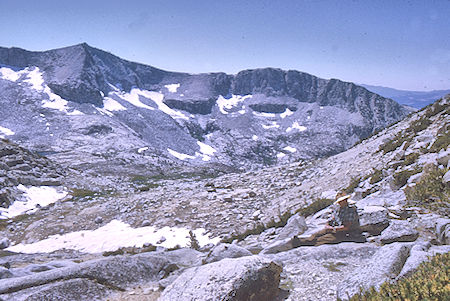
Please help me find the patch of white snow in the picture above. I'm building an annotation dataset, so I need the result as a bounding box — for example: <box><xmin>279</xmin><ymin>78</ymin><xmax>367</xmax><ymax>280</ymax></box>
<box><xmin>197</xmin><ymin>141</ymin><xmax>216</xmax><ymax>155</ymax></box>
<box><xmin>103</xmin><ymin>97</ymin><xmax>127</xmax><ymax>111</ymax></box>
<box><xmin>137</xmin><ymin>147</ymin><xmax>149</xmax><ymax>154</ymax></box>
<box><xmin>165</xmin><ymin>83</ymin><xmax>180</xmax><ymax>93</ymax></box>
<box><xmin>6</xmin><ymin>220</ymin><xmax>220</xmax><ymax>253</ymax></box>
<box><xmin>216</xmin><ymin>94</ymin><xmax>252</xmax><ymax>114</ymax></box>
<box><xmin>286</xmin><ymin>121</ymin><xmax>307</xmax><ymax>133</ymax></box>
<box><xmin>167</xmin><ymin>148</ymin><xmax>196</xmax><ymax>160</ymax></box>
<box><xmin>280</xmin><ymin>108</ymin><xmax>294</xmax><ymax>118</ymax></box>
<box><xmin>252</xmin><ymin>135</ymin><xmax>258</xmax><ymax>141</ymax></box>
<box><xmin>0</xmin><ymin>185</ymin><xmax>67</xmax><ymax>219</ymax></box>
<box><xmin>0</xmin><ymin>126</ymin><xmax>15</xmax><ymax>138</ymax></box>
<box><xmin>283</xmin><ymin>146</ymin><xmax>297</xmax><ymax>153</ymax></box>
<box><xmin>262</xmin><ymin>122</ymin><xmax>280</xmax><ymax>129</ymax></box>
<box><xmin>253</xmin><ymin>112</ymin><xmax>276</xmax><ymax>118</ymax></box>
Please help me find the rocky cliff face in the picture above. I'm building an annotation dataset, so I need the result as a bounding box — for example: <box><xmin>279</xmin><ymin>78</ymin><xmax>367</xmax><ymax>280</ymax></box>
<box><xmin>0</xmin><ymin>44</ymin><xmax>412</xmax><ymax>174</ymax></box>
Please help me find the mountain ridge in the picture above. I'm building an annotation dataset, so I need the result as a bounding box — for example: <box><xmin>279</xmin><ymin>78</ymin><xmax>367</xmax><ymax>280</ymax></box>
<box><xmin>0</xmin><ymin>43</ymin><xmax>412</xmax><ymax>172</ymax></box>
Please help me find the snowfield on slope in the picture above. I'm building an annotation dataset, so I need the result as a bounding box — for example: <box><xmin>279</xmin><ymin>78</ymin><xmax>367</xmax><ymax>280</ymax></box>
<box><xmin>7</xmin><ymin>219</ymin><xmax>220</xmax><ymax>253</ymax></box>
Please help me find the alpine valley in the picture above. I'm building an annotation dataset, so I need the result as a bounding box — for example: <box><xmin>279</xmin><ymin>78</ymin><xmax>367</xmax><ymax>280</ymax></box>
<box><xmin>0</xmin><ymin>44</ymin><xmax>448</xmax><ymax>301</ymax></box>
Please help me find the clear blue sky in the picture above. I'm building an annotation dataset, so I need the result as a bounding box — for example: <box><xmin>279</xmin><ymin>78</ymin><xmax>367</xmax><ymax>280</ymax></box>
<box><xmin>1</xmin><ymin>0</ymin><xmax>449</xmax><ymax>91</ymax></box>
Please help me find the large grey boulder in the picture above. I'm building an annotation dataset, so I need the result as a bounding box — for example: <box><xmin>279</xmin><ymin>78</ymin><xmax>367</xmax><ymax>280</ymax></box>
<box><xmin>435</xmin><ymin>218</ymin><xmax>450</xmax><ymax>245</ymax></box>
<box><xmin>203</xmin><ymin>243</ymin><xmax>252</xmax><ymax>264</ymax></box>
<box><xmin>358</xmin><ymin>206</ymin><xmax>390</xmax><ymax>235</ymax></box>
<box><xmin>337</xmin><ymin>243</ymin><xmax>412</xmax><ymax>300</ymax></box>
<box><xmin>260</xmin><ymin>237</ymin><xmax>295</xmax><ymax>255</ymax></box>
<box><xmin>0</xmin><ymin>253</ymin><xmax>171</xmax><ymax>295</ymax></box>
<box><xmin>0</xmin><ymin>239</ymin><xmax>10</xmax><ymax>250</ymax></box>
<box><xmin>160</xmin><ymin>256</ymin><xmax>282</xmax><ymax>301</ymax></box>
<box><xmin>2</xmin><ymin>278</ymin><xmax>112</xmax><ymax>301</ymax></box>
<box><xmin>378</xmin><ymin>220</ymin><xmax>419</xmax><ymax>244</ymax></box>
<box><xmin>275</xmin><ymin>214</ymin><xmax>307</xmax><ymax>240</ymax></box>
<box><xmin>0</xmin><ymin>267</ymin><xmax>12</xmax><ymax>280</ymax></box>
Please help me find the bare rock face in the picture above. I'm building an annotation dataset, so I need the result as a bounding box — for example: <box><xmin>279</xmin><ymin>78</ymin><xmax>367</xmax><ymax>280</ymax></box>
<box><xmin>3</xmin><ymin>278</ymin><xmax>113</xmax><ymax>301</ymax></box>
<box><xmin>378</xmin><ymin>220</ymin><xmax>419</xmax><ymax>245</ymax></box>
<box><xmin>337</xmin><ymin>243</ymin><xmax>412</xmax><ymax>300</ymax></box>
<box><xmin>160</xmin><ymin>255</ymin><xmax>282</xmax><ymax>301</ymax></box>
<box><xmin>203</xmin><ymin>243</ymin><xmax>252</xmax><ymax>264</ymax></box>
<box><xmin>275</xmin><ymin>214</ymin><xmax>307</xmax><ymax>240</ymax></box>
<box><xmin>358</xmin><ymin>206</ymin><xmax>390</xmax><ymax>235</ymax></box>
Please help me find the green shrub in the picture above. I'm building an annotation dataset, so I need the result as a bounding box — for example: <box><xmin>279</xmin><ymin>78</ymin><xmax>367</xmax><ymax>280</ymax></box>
<box><xmin>369</xmin><ymin>169</ymin><xmax>383</xmax><ymax>184</ymax></box>
<box><xmin>407</xmin><ymin>116</ymin><xmax>432</xmax><ymax>134</ymax></box>
<box><xmin>424</xmin><ymin>100</ymin><xmax>448</xmax><ymax>118</ymax></box>
<box><xmin>393</xmin><ymin>167</ymin><xmax>422</xmax><ymax>188</ymax></box>
<box><xmin>348</xmin><ymin>252</ymin><xmax>450</xmax><ymax>301</ymax></box>
<box><xmin>70</xmin><ymin>188</ymin><xmax>100</xmax><ymax>199</ymax></box>
<box><xmin>188</xmin><ymin>230</ymin><xmax>200</xmax><ymax>250</ymax></box>
<box><xmin>379</xmin><ymin>132</ymin><xmax>413</xmax><ymax>154</ymax></box>
<box><xmin>296</xmin><ymin>198</ymin><xmax>334</xmax><ymax>217</ymax></box>
<box><xmin>405</xmin><ymin>166</ymin><xmax>449</xmax><ymax>214</ymax></box>
<box><xmin>429</xmin><ymin>132</ymin><xmax>450</xmax><ymax>153</ymax></box>
<box><xmin>403</xmin><ymin>152</ymin><xmax>419</xmax><ymax>166</ymax></box>
<box><xmin>345</xmin><ymin>177</ymin><xmax>361</xmax><ymax>194</ymax></box>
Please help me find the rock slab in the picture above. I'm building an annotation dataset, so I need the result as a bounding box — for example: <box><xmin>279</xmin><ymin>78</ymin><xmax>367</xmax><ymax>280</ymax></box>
<box><xmin>337</xmin><ymin>242</ymin><xmax>412</xmax><ymax>300</ymax></box>
<box><xmin>160</xmin><ymin>255</ymin><xmax>282</xmax><ymax>301</ymax></box>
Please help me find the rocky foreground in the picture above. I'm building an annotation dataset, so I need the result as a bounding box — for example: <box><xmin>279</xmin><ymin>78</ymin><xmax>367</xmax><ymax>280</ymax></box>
<box><xmin>0</xmin><ymin>97</ymin><xmax>448</xmax><ymax>300</ymax></box>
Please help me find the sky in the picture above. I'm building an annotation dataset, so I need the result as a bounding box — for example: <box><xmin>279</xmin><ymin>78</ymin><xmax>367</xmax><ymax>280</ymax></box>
<box><xmin>0</xmin><ymin>0</ymin><xmax>449</xmax><ymax>91</ymax></box>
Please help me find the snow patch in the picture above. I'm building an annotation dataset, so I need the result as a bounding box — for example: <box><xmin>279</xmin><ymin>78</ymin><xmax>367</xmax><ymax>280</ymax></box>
<box><xmin>6</xmin><ymin>219</ymin><xmax>220</xmax><ymax>253</ymax></box>
<box><xmin>252</xmin><ymin>135</ymin><xmax>258</xmax><ymax>141</ymax></box>
<box><xmin>103</xmin><ymin>97</ymin><xmax>127</xmax><ymax>111</ymax></box>
<box><xmin>113</xmin><ymin>89</ymin><xmax>155</xmax><ymax>111</ymax></box>
<box><xmin>262</xmin><ymin>122</ymin><xmax>280</xmax><ymax>129</ymax></box>
<box><xmin>283</xmin><ymin>146</ymin><xmax>297</xmax><ymax>153</ymax></box>
<box><xmin>0</xmin><ymin>126</ymin><xmax>15</xmax><ymax>138</ymax></box>
<box><xmin>117</xmin><ymin>88</ymin><xmax>189</xmax><ymax>120</ymax></box>
<box><xmin>286</xmin><ymin>121</ymin><xmax>307</xmax><ymax>133</ymax></box>
<box><xmin>4</xmin><ymin>66</ymin><xmax>84</xmax><ymax>116</ymax></box>
<box><xmin>276</xmin><ymin>153</ymin><xmax>286</xmax><ymax>159</ymax></box>
<box><xmin>197</xmin><ymin>141</ymin><xmax>216</xmax><ymax>155</ymax></box>
<box><xmin>217</xmin><ymin>94</ymin><xmax>252</xmax><ymax>114</ymax></box>
<box><xmin>253</xmin><ymin>112</ymin><xmax>276</xmax><ymax>118</ymax></box>
<box><xmin>96</xmin><ymin>107</ymin><xmax>114</xmax><ymax>117</ymax></box>
<box><xmin>137</xmin><ymin>147</ymin><xmax>149</xmax><ymax>154</ymax></box>
<box><xmin>0</xmin><ymin>185</ymin><xmax>67</xmax><ymax>219</ymax></box>
<box><xmin>0</xmin><ymin>67</ymin><xmax>22</xmax><ymax>81</ymax></box>
<box><xmin>280</xmin><ymin>108</ymin><xmax>294</xmax><ymax>118</ymax></box>
<box><xmin>165</xmin><ymin>83</ymin><xmax>180</xmax><ymax>93</ymax></box>
<box><xmin>167</xmin><ymin>148</ymin><xmax>195</xmax><ymax>160</ymax></box>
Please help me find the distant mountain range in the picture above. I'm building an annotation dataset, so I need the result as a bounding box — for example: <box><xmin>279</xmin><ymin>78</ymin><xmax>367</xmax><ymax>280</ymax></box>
<box><xmin>0</xmin><ymin>43</ymin><xmax>412</xmax><ymax>174</ymax></box>
<box><xmin>360</xmin><ymin>84</ymin><xmax>450</xmax><ymax>109</ymax></box>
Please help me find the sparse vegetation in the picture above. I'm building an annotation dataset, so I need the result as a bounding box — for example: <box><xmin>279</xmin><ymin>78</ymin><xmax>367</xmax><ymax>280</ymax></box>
<box><xmin>369</xmin><ymin>169</ymin><xmax>383</xmax><ymax>184</ymax></box>
<box><xmin>348</xmin><ymin>252</ymin><xmax>450</xmax><ymax>301</ymax></box>
<box><xmin>345</xmin><ymin>177</ymin><xmax>361</xmax><ymax>194</ymax></box>
<box><xmin>428</xmin><ymin>125</ymin><xmax>450</xmax><ymax>153</ymax></box>
<box><xmin>405</xmin><ymin>166</ymin><xmax>449</xmax><ymax>215</ymax></box>
<box><xmin>408</xmin><ymin>116</ymin><xmax>432</xmax><ymax>134</ymax></box>
<box><xmin>393</xmin><ymin>166</ymin><xmax>422</xmax><ymax>188</ymax></box>
<box><xmin>70</xmin><ymin>188</ymin><xmax>104</xmax><ymax>200</ymax></box>
<box><xmin>323</xmin><ymin>261</ymin><xmax>347</xmax><ymax>272</ymax></box>
<box><xmin>102</xmin><ymin>244</ymin><xmax>156</xmax><ymax>256</ymax></box>
<box><xmin>188</xmin><ymin>230</ymin><xmax>200</xmax><ymax>250</ymax></box>
<box><xmin>296</xmin><ymin>198</ymin><xmax>334</xmax><ymax>217</ymax></box>
<box><xmin>403</xmin><ymin>152</ymin><xmax>419</xmax><ymax>166</ymax></box>
<box><xmin>379</xmin><ymin>131</ymin><xmax>413</xmax><ymax>154</ymax></box>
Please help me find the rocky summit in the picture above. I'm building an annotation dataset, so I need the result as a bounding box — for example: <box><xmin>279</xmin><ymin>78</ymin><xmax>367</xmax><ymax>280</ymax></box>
<box><xmin>0</xmin><ymin>44</ymin><xmax>448</xmax><ymax>301</ymax></box>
